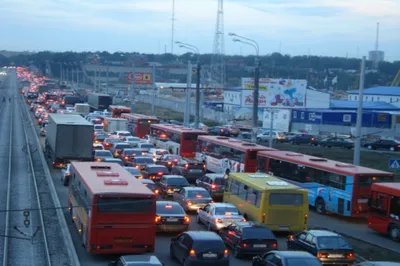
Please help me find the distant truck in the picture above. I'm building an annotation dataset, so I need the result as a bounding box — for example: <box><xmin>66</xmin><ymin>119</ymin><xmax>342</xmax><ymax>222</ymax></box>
<box><xmin>74</xmin><ymin>103</ymin><xmax>91</xmax><ymax>116</ymax></box>
<box><xmin>103</xmin><ymin>117</ymin><xmax>128</xmax><ymax>133</ymax></box>
<box><xmin>87</xmin><ymin>93</ymin><xmax>112</xmax><ymax>111</ymax></box>
<box><xmin>45</xmin><ymin>114</ymin><xmax>94</xmax><ymax>168</ymax></box>
<box><xmin>63</xmin><ymin>95</ymin><xmax>80</xmax><ymax>106</ymax></box>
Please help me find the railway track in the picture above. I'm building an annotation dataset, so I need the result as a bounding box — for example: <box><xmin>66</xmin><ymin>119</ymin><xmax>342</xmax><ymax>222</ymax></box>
<box><xmin>0</xmin><ymin>71</ymin><xmax>72</xmax><ymax>265</ymax></box>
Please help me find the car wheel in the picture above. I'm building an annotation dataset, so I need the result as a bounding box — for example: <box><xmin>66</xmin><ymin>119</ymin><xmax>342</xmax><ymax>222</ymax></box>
<box><xmin>315</xmin><ymin>199</ymin><xmax>326</xmax><ymax>214</ymax></box>
<box><xmin>196</xmin><ymin>215</ymin><xmax>202</xmax><ymax>224</ymax></box>
<box><xmin>390</xmin><ymin>147</ymin><xmax>395</xmax><ymax>151</ymax></box>
<box><xmin>389</xmin><ymin>225</ymin><xmax>400</xmax><ymax>241</ymax></box>
<box><xmin>233</xmin><ymin>245</ymin><xmax>242</xmax><ymax>258</ymax></box>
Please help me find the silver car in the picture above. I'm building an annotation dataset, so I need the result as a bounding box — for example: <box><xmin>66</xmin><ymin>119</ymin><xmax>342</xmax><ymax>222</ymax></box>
<box><xmin>60</xmin><ymin>163</ymin><xmax>71</xmax><ymax>186</ymax></box>
<box><xmin>197</xmin><ymin>203</ymin><xmax>245</xmax><ymax>231</ymax></box>
<box><xmin>173</xmin><ymin>187</ymin><xmax>213</xmax><ymax>212</ymax></box>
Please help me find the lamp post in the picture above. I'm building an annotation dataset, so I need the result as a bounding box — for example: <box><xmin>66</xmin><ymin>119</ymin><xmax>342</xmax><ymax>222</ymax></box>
<box><xmin>176</xmin><ymin>41</ymin><xmax>201</xmax><ymax>129</ymax></box>
<box><xmin>229</xmin><ymin>33</ymin><xmax>260</xmax><ymax>143</ymax></box>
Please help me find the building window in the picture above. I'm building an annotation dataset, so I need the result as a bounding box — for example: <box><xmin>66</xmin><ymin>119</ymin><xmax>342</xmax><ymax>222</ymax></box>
<box><xmin>371</xmin><ymin>97</ymin><xmax>374</xmax><ymax>101</ymax></box>
<box><xmin>343</xmin><ymin>114</ymin><xmax>351</xmax><ymax>122</ymax></box>
<box><xmin>354</xmin><ymin>96</ymin><xmax>357</xmax><ymax>101</ymax></box>
<box><xmin>301</xmin><ymin>112</ymin><xmax>305</xmax><ymax>119</ymax></box>
<box><xmin>365</xmin><ymin>96</ymin><xmax>368</xmax><ymax>100</ymax></box>
<box><xmin>377</xmin><ymin>97</ymin><xmax>380</xmax><ymax>101</ymax></box>
<box><xmin>293</xmin><ymin>112</ymin><xmax>297</xmax><ymax>119</ymax></box>
<box><xmin>391</xmin><ymin>98</ymin><xmax>393</xmax><ymax>103</ymax></box>
<box><xmin>309</xmin><ymin>113</ymin><xmax>315</xmax><ymax>120</ymax></box>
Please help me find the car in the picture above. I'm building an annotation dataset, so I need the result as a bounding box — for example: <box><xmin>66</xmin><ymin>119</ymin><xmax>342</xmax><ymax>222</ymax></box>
<box><xmin>138</xmin><ymin>142</ymin><xmax>155</xmax><ymax>152</ymax></box>
<box><xmin>102</xmin><ymin>137</ymin><xmax>120</xmax><ymax>150</ymax></box>
<box><xmin>123</xmin><ymin>136</ymin><xmax>143</xmax><ymax>147</ymax></box>
<box><xmin>131</xmin><ymin>156</ymin><xmax>155</xmax><ymax>170</ymax></box>
<box><xmin>93</xmin><ymin>124</ymin><xmax>104</xmax><ymax>131</ymax></box>
<box><xmin>92</xmin><ymin>143</ymin><xmax>104</xmax><ymax>151</ymax></box>
<box><xmin>173</xmin><ymin>187</ymin><xmax>213</xmax><ymax>212</ymax></box>
<box><xmin>155</xmin><ymin>201</ymin><xmax>190</xmax><ymax>232</ymax></box>
<box><xmin>149</xmin><ymin>148</ymin><xmax>170</xmax><ymax>162</ymax></box>
<box><xmin>253</xmin><ymin>250</ymin><xmax>322</xmax><ymax>266</ymax></box>
<box><xmin>355</xmin><ymin>262</ymin><xmax>400</xmax><ymax>266</ymax></box>
<box><xmin>110</xmin><ymin>142</ymin><xmax>132</xmax><ymax>157</ymax></box>
<box><xmin>141</xmin><ymin>164</ymin><xmax>170</xmax><ymax>181</ymax></box>
<box><xmin>119</xmin><ymin>148</ymin><xmax>147</xmax><ymax>165</ymax></box>
<box><xmin>256</xmin><ymin>131</ymin><xmax>286</xmax><ymax>143</ymax></box>
<box><xmin>197</xmin><ymin>203</ymin><xmax>245</xmax><ymax>231</ymax></box>
<box><xmin>219</xmin><ymin>221</ymin><xmax>278</xmax><ymax>258</ymax></box>
<box><xmin>109</xmin><ymin>255</ymin><xmax>164</xmax><ymax>266</ymax></box>
<box><xmin>156</xmin><ymin>154</ymin><xmax>183</xmax><ymax>170</ymax></box>
<box><xmin>111</xmin><ymin>130</ymin><xmax>132</xmax><ymax>139</ymax></box>
<box><xmin>169</xmin><ymin>231</ymin><xmax>229</xmax><ymax>266</ymax></box>
<box><xmin>100</xmin><ymin>158</ymin><xmax>125</xmax><ymax>166</ymax></box>
<box><xmin>158</xmin><ymin>175</ymin><xmax>190</xmax><ymax>198</ymax></box>
<box><xmin>60</xmin><ymin>163</ymin><xmax>71</xmax><ymax>186</ymax></box>
<box><xmin>364</xmin><ymin>139</ymin><xmax>400</xmax><ymax>152</ymax></box>
<box><xmin>124</xmin><ymin>167</ymin><xmax>143</xmax><ymax>178</ymax></box>
<box><xmin>195</xmin><ymin>173</ymin><xmax>226</xmax><ymax>198</ymax></box>
<box><xmin>93</xmin><ymin>133</ymin><xmax>108</xmax><ymax>144</ymax></box>
<box><xmin>287</xmin><ymin>228</ymin><xmax>355</xmax><ymax>265</ymax></box>
<box><xmin>320</xmin><ymin>137</ymin><xmax>354</xmax><ymax>149</ymax></box>
<box><xmin>93</xmin><ymin>150</ymin><xmax>113</xmax><ymax>161</ymax></box>
<box><xmin>40</xmin><ymin>125</ymin><xmax>47</xmax><ymax>137</ymax></box>
<box><xmin>140</xmin><ymin>179</ymin><xmax>159</xmax><ymax>195</ymax></box>
<box><xmin>288</xmin><ymin>134</ymin><xmax>316</xmax><ymax>145</ymax></box>
<box><xmin>171</xmin><ymin>161</ymin><xmax>206</xmax><ymax>183</ymax></box>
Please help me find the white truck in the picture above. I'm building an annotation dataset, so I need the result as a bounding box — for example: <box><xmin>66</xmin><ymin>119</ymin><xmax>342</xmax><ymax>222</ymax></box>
<box><xmin>74</xmin><ymin>103</ymin><xmax>91</xmax><ymax>116</ymax></box>
<box><xmin>103</xmin><ymin>117</ymin><xmax>128</xmax><ymax>133</ymax></box>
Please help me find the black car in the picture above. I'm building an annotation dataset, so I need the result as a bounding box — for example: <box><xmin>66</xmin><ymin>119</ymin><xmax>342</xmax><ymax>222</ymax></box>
<box><xmin>171</xmin><ymin>161</ymin><xmax>206</xmax><ymax>183</ymax></box>
<box><xmin>110</xmin><ymin>142</ymin><xmax>132</xmax><ymax>157</ymax></box>
<box><xmin>170</xmin><ymin>231</ymin><xmax>229</xmax><ymax>266</ymax></box>
<box><xmin>142</xmin><ymin>164</ymin><xmax>170</xmax><ymax>181</ymax></box>
<box><xmin>155</xmin><ymin>201</ymin><xmax>190</xmax><ymax>232</ymax></box>
<box><xmin>158</xmin><ymin>175</ymin><xmax>190</xmax><ymax>197</ymax></box>
<box><xmin>131</xmin><ymin>156</ymin><xmax>155</xmax><ymax>170</ymax></box>
<box><xmin>124</xmin><ymin>167</ymin><xmax>142</xmax><ymax>178</ymax></box>
<box><xmin>253</xmin><ymin>250</ymin><xmax>322</xmax><ymax>266</ymax></box>
<box><xmin>195</xmin><ymin>174</ymin><xmax>226</xmax><ymax>199</ymax></box>
<box><xmin>320</xmin><ymin>137</ymin><xmax>354</xmax><ymax>149</ymax></box>
<box><xmin>287</xmin><ymin>228</ymin><xmax>355</xmax><ymax>265</ymax></box>
<box><xmin>157</xmin><ymin>154</ymin><xmax>183</xmax><ymax>170</ymax></box>
<box><xmin>219</xmin><ymin>221</ymin><xmax>278</xmax><ymax>258</ymax></box>
<box><xmin>100</xmin><ymin>158</ymin><xmax>125</xmax><ymax>166</ymax></box>
<box><xmin>364</xmin><ymin>139</ymin><xmax>400</xmax><ymax>152</ymax></box>
<box><xmin>119</xmin><ymin>148</ymin><xmax>146</xmax><ymax>166</ymax></box>
<box><xmin>289</xmin><ymin>134</ymin><xmax>316</xmax><ymax>145</ymax></box>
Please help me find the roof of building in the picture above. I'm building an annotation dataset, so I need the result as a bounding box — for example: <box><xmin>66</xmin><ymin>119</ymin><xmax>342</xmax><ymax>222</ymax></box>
<box><xmin>330</xmin><ymin>100</ymin><xmax>400</xmax><ymax>110</ymax></box>
<box><xmin>348</xmin><ymin>86</ymin><xmax>400</xmax><ymax>96</ymax></box>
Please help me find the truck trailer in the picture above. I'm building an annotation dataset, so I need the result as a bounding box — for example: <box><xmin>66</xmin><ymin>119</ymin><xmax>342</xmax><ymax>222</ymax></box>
<box><xmin>87</xmin><ymin>93</ymin><xmax>112</xmax><ymax>111</ymax></box>
<box><xmin>45</xmin><ymin>114</ymin><xmax>94</xmax><ymax>168</ymax></box>
<box><xmin>103</xmin><ymin>117</ymin><xmax>128</xmax><ymax>133</ymax></box>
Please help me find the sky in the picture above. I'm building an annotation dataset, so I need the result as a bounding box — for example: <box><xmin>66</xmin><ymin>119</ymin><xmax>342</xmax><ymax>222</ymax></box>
<box><xmin>0</xmin><ymin>0</ymin><xmax>399</xmax><ymax>61</ymax></box>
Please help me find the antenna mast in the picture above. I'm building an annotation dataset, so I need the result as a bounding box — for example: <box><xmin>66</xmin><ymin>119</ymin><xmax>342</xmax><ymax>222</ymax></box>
<box><xmin>210</xmin><ymin>0</ymin><xmax>226</xmax><ymax>89</ymax></box>
<box><xmin>171</xmin><ymin>0</ymin><xmax>176</xmax><ymax>54</ymax></box>
<box><xmin>373</xmin><ymin>22</ymin><xmax>380</xmax><ymax>69</ymax></box>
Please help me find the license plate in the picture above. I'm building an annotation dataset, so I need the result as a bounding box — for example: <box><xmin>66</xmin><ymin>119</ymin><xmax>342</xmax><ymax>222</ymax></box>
<box><xmin>167</xmin><ymin>218</ymin><xmax>178</xmax><ymax>222</ymax></box>
<box><xmin>253</xmin><ymin>244</ymin><xmax>266</xmax><ymax>248</ymax></box>
<box><xmin>203</xmin><ymin>253</ymin><xmax>217</xmax><ymax>258</ymax></box>
<box><xmin>328</xmin><ymin>254</ymin><xmax>343</xmax><ymax>258</ymax></box>
<box><xmin>190</xmin><ymin>169</ymin><xmax>203</xmax><ymax>172</ymax></box>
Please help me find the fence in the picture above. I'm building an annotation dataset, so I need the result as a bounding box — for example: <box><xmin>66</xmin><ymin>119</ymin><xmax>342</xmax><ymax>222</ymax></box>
<box><xmin>136</xmin><ymin>94</ymin><xmax>233</xmax><ymax>124</ymax></box>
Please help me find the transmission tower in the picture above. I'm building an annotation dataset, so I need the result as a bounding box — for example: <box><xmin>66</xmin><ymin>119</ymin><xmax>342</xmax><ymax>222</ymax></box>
<box><xmin>210</xmin><ymin>0</ymin><xmax>226</xmax><ymax>89</ymax></box>
<box><xmin>170</xmin><ymin>0</ymin><xmax>176</xmax><ymax>54</ymax></box>
<box><xmin>373</xmin><ymin>22</ymin><xmax>380</xmax><ymax>69</ymax></box>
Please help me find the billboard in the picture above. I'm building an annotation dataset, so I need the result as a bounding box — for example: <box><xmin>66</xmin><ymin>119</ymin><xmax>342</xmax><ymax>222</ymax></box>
<box><xmin>240</xmin><ymin>78</ymin><xmax>307</xmax><ymax>108</ymax></box>
<box><xmin>127</xmin><ymin>72</ymin><xmax>153</xmax><ymax>85</ymax></box>
<box><xmin>262</xmin><ymin>109</ymin><xmax>291</xmax><ymax>133</ymax></box>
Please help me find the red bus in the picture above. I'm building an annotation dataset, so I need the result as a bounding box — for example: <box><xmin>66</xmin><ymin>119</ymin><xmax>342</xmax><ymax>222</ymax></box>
<box><xmin>149</xmin><ymin>124</ymin><xmax>207</xmax><ymax>158</ymax></box>
<box><xmin>121</xmin><ymin>113</ymin><xmax>159</xmax><ymax>138</ymax></box>
<box><xmin>68</xmin><ymin>162</ymin><xmax>156</xmax><ymax>254</ymax></box>
<box><xmin>257</xmin><ymin>150</ymin><xmax>395</xmax><ymax>217</ymax></box>
<box><xmin>368</xmin><ymin>182</ymin><xmax>400</xmax><ymax>241</ymax></box>
<box><xmin>109</xmin><ymin>105</ymin><xmax>131</xmax><ymax>118</ymax></box>
<box><xmin>196</xmin><ymin>135</ymin><xmax>276</xmax><ymax>174</ymax></box>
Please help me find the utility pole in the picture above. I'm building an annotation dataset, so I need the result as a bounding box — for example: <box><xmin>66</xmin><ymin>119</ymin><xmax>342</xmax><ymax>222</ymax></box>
<box><xmin>268</xmin><ymin>109</ymin><xmax>275</xmax><ymax>147</ymax></box>
<box><xmin>106</xmin><ymin>64</ymin><xmax>109</xmax><ymax>93</ymax></box>
<box><xmin>252</xmin><ymin>58</ymin><xmax>260</xmax><ymax>142</ymax></box>
<box><xmin>200</xmin><ymin>89</ymin><xmax>204</xmax><ymax>123</ymax></box>
<box><xmin>60</xmin><ymin>63</ymin><xmax>63</xmax><ymax>82</ymax></box>
<box><xmin>130</xmin><ymin>63</ymin><xmax>135</xmax><ymax>112</ymax></box>
<box><xmin>194</xmin><ymin>62</ymin><xmax>201</xmax><ymax>129</ymax></box>
<box><xmin>152</xmin><ymin>65</ymin><xmax>156</xmax><ymax>115</ymax></box>
<box><xmin>353</xmin><ymin>56</ymin><xmax>366</xmax><ymax>166</ymax></box>
<box><xmin>184</xmin><ymin>61</ymin><xmax>192</xmax><ymax>127</ymax></box>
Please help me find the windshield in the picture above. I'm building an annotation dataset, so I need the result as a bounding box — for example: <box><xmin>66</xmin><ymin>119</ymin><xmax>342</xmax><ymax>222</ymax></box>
<box><xmin>116</xmin><ymin>144</ymin><xmax>131</xmax><ymax>149</ymax></box>
<box><xmin>141</xmin><ymin>144</ymin><xmax>154</xmax><ymax>149</ymax></box>
<box><xmin>124</xmin><ymin>150</ymin><xmax>141</xmax><ymax>156</ymax></box>
<box><xmin>214</xmin><ymin>178</ymin><xmax>226</xmax><ymax>185</ymax></box>
<box><xmin>125</xmin><ymin>168</ymin><xmax>141</xmax><ymax>175</ymax></box>
<box><xmin>318</xmin><ymin>236</ymin><xmax>351</xmax><ymax>249</ymax></box>
<box><xmin>156</xmin><ymin>203</ymin><xmax>185</xmax><ymax>214</ymax></box>
<box><xmin>166</xmin><ymin>178</ymin><xmax>189</xmax><ymax>186</ymax></box>
<box><xmin>148</xmin><ymin>167</ymin><xmax>169</xmax><ymax>174</ymax></box>
<box><xmin>187</xmin><ymin>190</ymin><xmax>210</xmax><ymax>199</ymax></box>
<box><xmin>96</xmin><ymin>151</ymin><xmax>112</xmax><ymax>157</ymax></box>
<box><xmin>135</xmin><ymin>157</ymin><xmax>154</xmax><ymax>164</ymax></box>
<box><xmin>94</xmin><ymin>125</ymin><xmax>103</xmax><ymax>129</ymax></box>
<box><xmin>97</xmin><ymin>197</ymin><xmax>154</xmax><ymax>213</ymax></box>
<box><xmin>286</xmin><ymin>258</ymin><xmax>321</xmax><ymax>266</ymax></box>
<box><xmin>358</xmin><ymin>175</ymin><xmax>394</xmax><ymax>187</ymax></box>
<box><xmin>143</xmin><ymin>183</ymin><xmax>156</xmax><ymax>191</ymax></box>
<box><xmin>242</xmin><ymin>227</ymin><xmax>275</xmax><ymax>239</ymax></box>
<box><xmin>215</xmin><ymin>206</ymin><xmax>239</xmax><ymax>215</ymax></box>
<box><xmin>269</xmin><ymin>193</ymin><xmax>304</xmax><ymax>206</ymax></box>
<box><xmin>166</xmin><ymin>155</ymin><xmax>181</xmax><ymax>161</ymax></box>
<box><xmin>119</xmin><ymin>132</ymin><xmax>131</xmax><ymax>136</ymax></box>
<box><xmin>156</xmin><ymin>150</ymin><xmax>168</xmax><ymax>155</ymax></box>
<box><xmin>126</xmin><ymin>137</ymin><xmax>140</xmax><ymax>141</ymax></box>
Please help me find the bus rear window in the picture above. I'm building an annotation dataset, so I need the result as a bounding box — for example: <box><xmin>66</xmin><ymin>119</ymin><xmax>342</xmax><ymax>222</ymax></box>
<box><xmin>183</xmin><ymin>134</ymin><xmax>199</xmax><ymax>141</ymax></box>
<box><xmin>358</xmin><ymin>176</ymin><xmax>394</xmax><ymax>187</ymax></box>
<box><xmin>269</xmin><ymin>193</ymin><xmax>303</xmax><ymax>206</ymax></box>
<box><xmin>97</xmin><ymin>197</ymin><xmax>154</xmax><ymax>213</ymax></box>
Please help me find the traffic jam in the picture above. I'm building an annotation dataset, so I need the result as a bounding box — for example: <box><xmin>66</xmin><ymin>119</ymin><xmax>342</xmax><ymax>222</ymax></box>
<box><xmin>18</xmin><ymin>67</ymin><xmax>400</xmax><ymax>266</ymax></box>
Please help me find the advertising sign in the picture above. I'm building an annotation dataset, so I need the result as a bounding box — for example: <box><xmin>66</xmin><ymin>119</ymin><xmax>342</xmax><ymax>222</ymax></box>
<box><xmin>127</xmin><ymin>72</ymin><xmax>153</xmax><ymax>85</ymax></box>
<box><xmin>240</xmin><ymin>78</ymin><xmax>307</xmax><ymax>108</ymax></box>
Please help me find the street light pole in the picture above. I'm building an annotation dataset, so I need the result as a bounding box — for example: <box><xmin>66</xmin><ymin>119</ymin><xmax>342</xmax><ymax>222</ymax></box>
<box><xmin>230</xmin><ymin>33</ymin><xmax>260</xmax><ymax>142</ymax></box>
<box><xmin>353</xmin><ymin>56</ymin><xmax>366</xmax><ymax>166</ymax></box>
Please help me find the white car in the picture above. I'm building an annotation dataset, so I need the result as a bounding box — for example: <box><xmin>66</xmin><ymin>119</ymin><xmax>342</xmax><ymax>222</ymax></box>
<box><xmin>111</xmin><ymin>131</ymin><xmax>132</xmax><ymax>139</ymax></box>
<box><xmin>123</xmin><ymin>136</ymin><xmax>143</xmax><ymax>147</ymax></box>
<box><xmin>197</xmin><ymin>203</ymin><xmax>245</xmax><ymax>231</ymax></box>
<box><xmin>94</xmin><ymin>124</ymin><xmax>104</xmax><ymax>131</ymax></box>
<box><xmin>149</xmin><ymin>148</ymin><xmax>170</xmax><ymax>162</ymax></box>
<box><xmin>61</xmin><ymin>164</ymin><xmax>72</xmax><ymax>186</ymax></box>
<box><xmin>256</xmin><ymin>131</ymin><xmax>286</xmax><ymax>142</ymax></box>
<box><xmin>138</xmin><ymin>142</ymin><xmax>155</xmax><ymax>152</ymax></box>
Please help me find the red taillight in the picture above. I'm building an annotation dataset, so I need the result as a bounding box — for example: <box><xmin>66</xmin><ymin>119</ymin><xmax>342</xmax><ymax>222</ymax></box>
<box><xmin>155</xmin><ymin>216</ymin><xmax>161</xmax><ymax>223</ymax></box>
<box><xmin>189</xmin><ymin>249</ymin><xmax>196</xmax><ymax>257</ymax></box>
<box><xmin>167</xmin><ymin>162</ymin><xmax>172</xmax><ymax>165</ymax></box>
<box><xmin>203</xmin><ymin>164</ymin><xmax>206</xmax><ymax>169</ymax></box>
<box><xmin>184</xmin><ymin>216</ymin><xmax>190</xmax><ymax>223</ymax></box>
<box><xmin>346</xmin><ymin>252</ymin><xmax>354</xmax><ymax>259</ymax></box>
<box><xmin>135</xmin><ymin>166</ymin><xmax>140</xmax><ymax>169</ymax></box>
<box><xmin>185</xmin><ymin>164</ymin><xmax>189</xmax><ymax>169</ymax></box>
<box><xmin>215</xmin><ymin>218</ymin><xmax>223</xmax><ymax>223</ymax></box>
<box><xmin>288</xmin><ymin>235</ymin><xmax>294</xmax><ymax>241</ymax></box>
<box><xmin>272</xmin><ymin>243</ymin><xmax>277</xmax><ymax>249</ymax></box>
<box><xmin>317</xmin><ymin>252</ymin><xmax>328</xmax><ymax>259</ymax></box>
<box><xmin>124</xmin><ymin>156</ymin><xmax>129</xmax><ymax>160</ymax></box>
<box><xmin>158</xmin><ymin>172</ymin><xmax>163</xmax><ymax>175</ymax></box>
<box><xmin>211</xmin><ymin>184</ymin><xmax>216</xmax><ymax>189</ymax></box>
<box><xmin>154</xmin><ymin>189</ymin><xmax>159</xmax><ymax>194</ymax></box>
<box><xmin>224</xmin><ymin>249</ymin><xmax>228</xmax><ymax>257</ymax></box>
<box><xmin>173</xmin><ymin>159</ymin><xmax>178</xmax><ymax>162</ymax></box>
<box><xmin>187</xmin><ymin>200</ymin><xmax>193</xmax><ymax>206</ymax></box>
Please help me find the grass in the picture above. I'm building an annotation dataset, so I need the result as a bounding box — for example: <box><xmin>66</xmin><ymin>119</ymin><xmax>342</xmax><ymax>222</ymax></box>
<box><xmin>345</xmin><ymin>235</ymin><xmax>400</xmax><ymax>261</ymax></box>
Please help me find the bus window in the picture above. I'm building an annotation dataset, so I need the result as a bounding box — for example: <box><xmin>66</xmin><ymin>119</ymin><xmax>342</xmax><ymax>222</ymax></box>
<box><xmin>257</xmin><ymin>157</ymin><xmax>267</xmax><ymax>173</ymax></box>
<box><xmin>269</xmin><ymin>193</ymin><xmax>304</xmax><ymax>206</ymax></box>
<box><xmin>370</xmin><ymin>192</ymin><xmax>389</xmax><ymax>215</ymax></box>
<box><xmin>358</xmin><ymin>176</ymin><xmax>394</xmax><ymax>187</ymax></box>
<box><xmin>97</xmin><ymin>197</ymin><xmax>154</xmax><ymax>213</ymax></box>
<box><xmin>328</xmin><ymin>173</ymin><xmax>346</xmax><ymax>190</ymax></box>
<box><xmin>390</xmin><ymin>197</ymin><xmax>400</xmax><ymax>219</ymax></box>
<box><xmin>183</xmin><ymin>134</ymin><xmax>198</xmax><ymax>141</ymax></box>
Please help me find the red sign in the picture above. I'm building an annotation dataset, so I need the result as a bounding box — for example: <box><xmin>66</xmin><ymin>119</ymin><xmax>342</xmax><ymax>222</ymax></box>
<box><xmin>244</xmin><ymin>93</ymin><xmax>266</xmax><ymax>105</ymax></box>
<box><xmin>127</xmin><ymin>72</ymin><xmax>152</xmax><ymax>85</ymax></box>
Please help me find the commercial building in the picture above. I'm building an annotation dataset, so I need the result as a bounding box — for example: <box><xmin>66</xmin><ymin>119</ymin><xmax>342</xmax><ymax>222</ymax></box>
<box><xmin>347</xmin><ymin>86</ymin><xmax>400</xmax><ymax>105</ymax></box>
